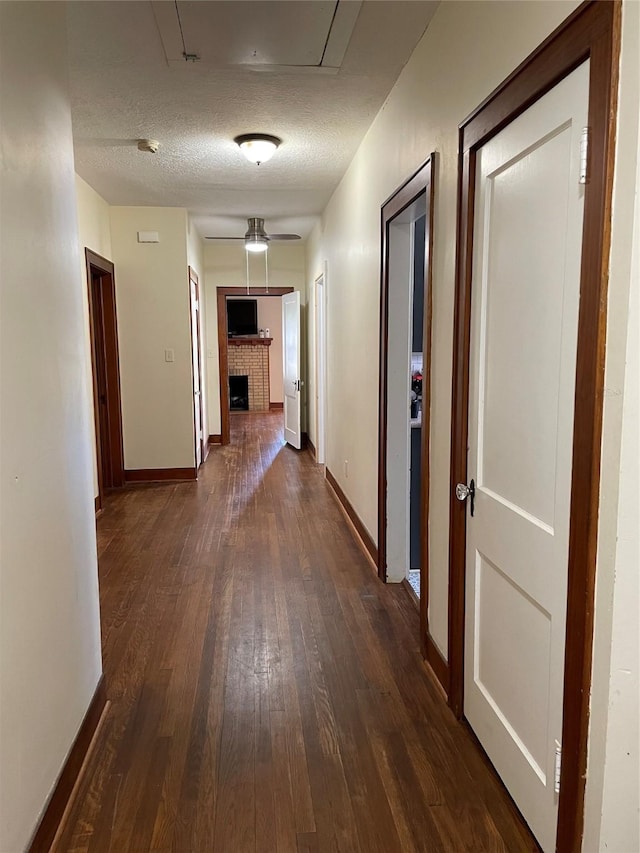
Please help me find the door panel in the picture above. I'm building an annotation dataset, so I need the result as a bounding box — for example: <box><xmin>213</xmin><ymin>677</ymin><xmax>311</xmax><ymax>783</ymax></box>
<box><xmin>282</xmin><ymin>291</ymin><xmax>301</xmax><ymax>449</ymax></box>
<box><xmin>464</xmin><ymin>62</ymin><xmax>589</xmax><ymax>851</ymax></box>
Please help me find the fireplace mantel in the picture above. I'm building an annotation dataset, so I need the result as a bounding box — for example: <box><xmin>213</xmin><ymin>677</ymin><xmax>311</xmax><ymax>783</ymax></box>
<box><xmin>228</xmin><ymin>337</ymin><xmax>272</xmax><ymax>347</ymax></box>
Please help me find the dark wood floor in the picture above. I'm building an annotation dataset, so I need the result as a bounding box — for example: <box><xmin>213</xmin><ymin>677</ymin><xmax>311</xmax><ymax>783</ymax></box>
<box><xmin>56</xmin><ymin>413</ymin><xmax>537</xmax><ymax>852</ymax></box>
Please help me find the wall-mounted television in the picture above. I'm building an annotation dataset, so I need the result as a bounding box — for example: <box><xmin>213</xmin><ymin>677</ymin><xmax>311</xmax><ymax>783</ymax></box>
<box><xmin>227</xmin><ymin>299</ymin><xmax>258</xmax><ymax>336</ymax></box>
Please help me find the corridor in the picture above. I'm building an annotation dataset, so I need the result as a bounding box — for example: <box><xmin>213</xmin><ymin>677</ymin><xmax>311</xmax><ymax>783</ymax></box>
<box><xmin>56</xmin><ymin>413</ymin><xmax>537</xmax><ymax>852</ymax></box>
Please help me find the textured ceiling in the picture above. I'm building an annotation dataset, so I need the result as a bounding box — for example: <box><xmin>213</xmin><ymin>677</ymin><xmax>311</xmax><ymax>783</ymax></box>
<box><xmin>67</xmin><ymin>1</ymin><xmax>439</xmax><ymax>238</ymax></box>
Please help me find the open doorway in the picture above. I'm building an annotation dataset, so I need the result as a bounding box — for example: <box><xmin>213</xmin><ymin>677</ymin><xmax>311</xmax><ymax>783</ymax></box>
<box><xmin>378</xmin><ymin>157</ymin><xmax>435</xmax><ymax>661</ymax></box>
<box><xmin>189</xmin><ymin>267</ymin><xmax>205</xmax><ymax>468</ymax></box>
<box><xmin>216</xmin><ymin>286</ymin><xmax>294</xmax><ymax>445</ymax></box>
<box><xmin>85</xmin><ymin>249</ymin><xmax>125</xmax><ymax>512</ymax></box>
<box><xmin>314</xmin><ymin>268</ymin><xmax>327</xmax><ymax>465</ymax></box>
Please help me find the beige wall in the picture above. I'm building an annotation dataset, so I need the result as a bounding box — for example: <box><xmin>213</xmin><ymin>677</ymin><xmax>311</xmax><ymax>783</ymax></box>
<box><xmin>306</xmin><ymin>0</ymin><xmax>639</xmax><ymax>847</ymax></box>
<box><xmin>0</xmin><ymin>5</ymin><xmax>103</xmax><ymax>850</ymax></box>
<box><xmin>75</xmin><ymin>175</ymin><xmax>113</xmax><ymax>497</ymax></box>
<box><xmin>204</xmin><ymin>241</ymin><xmax>306</xmax><ymax>435</ymax></box>
<box><xmin>109</xmin><ymin>207</ymin><xmax>195</xmax><ymax>470</ymax></box>
<box><xmin>305</xmin><ymin>0</ymin><xmax>582</xmax><ymax>659</ymax></box>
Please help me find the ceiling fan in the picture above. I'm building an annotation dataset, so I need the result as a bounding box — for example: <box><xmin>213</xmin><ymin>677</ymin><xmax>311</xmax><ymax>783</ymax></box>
<box><xmin>205</xmin><ymin>217</ymin><xmax>301</xmax><ymax>253</ymax></box>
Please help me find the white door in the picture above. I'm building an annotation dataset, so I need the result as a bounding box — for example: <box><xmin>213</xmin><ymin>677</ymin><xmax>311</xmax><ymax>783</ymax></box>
<box><xmin>463</xmin><ymin>62</ymin><xmax>588</xmax><ymax>852</ymax></box>
<box><xmin>282</xmin><ymin>291</ymin><xmax>302</xmax><ymax>449</ymax></box>
<box><xmin>190</xmin><ymin>278</ymin><xmax>203</xmax><ymax>466</ymax></box>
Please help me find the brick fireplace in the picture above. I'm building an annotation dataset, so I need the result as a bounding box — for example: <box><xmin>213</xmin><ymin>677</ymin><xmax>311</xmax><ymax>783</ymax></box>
<box><xmin>228</xmin><ymin>338</ymin><xmax>271</xmax><ymax>412</ymax></box>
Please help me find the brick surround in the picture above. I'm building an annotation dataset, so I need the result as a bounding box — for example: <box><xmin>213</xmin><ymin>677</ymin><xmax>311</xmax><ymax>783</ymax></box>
<box><xmin>228</xmin><ymin>338</ymin><xmax>271</xmax><ymax>412</ymax></box>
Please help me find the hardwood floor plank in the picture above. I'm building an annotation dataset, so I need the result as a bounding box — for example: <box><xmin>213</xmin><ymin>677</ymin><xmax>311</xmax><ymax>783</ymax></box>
<box><xmin>55</xmin><ymin>413</ymin><xmax>538</xmax><ymax>853</ymax></box>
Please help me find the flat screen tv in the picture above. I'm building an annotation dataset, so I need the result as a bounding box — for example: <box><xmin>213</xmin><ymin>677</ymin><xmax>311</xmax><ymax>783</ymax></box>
<box><xmin>227</xmin><ymin>299</ymin><xmax>258</xmax><ymax>336</ymax></box>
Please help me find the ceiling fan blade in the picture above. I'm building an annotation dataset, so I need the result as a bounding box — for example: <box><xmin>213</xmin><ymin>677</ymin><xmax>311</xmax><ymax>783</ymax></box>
<box><xmin>204</xmin><ymin>236</ymin><xmax>245</xmax><ymax>240</ymax></box>
<box><xmin>267</xmin><ymin>234</ymin><xmax>301</xmax><ymax>241</ymax></box>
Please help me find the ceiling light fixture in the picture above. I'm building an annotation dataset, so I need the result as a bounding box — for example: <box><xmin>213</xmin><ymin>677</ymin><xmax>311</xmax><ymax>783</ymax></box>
<box><xmin>234</xmin><ymin>133</ymin><xmax>281</xmax><ymax>165</ymax></box>
<box><xmin>245</xmin><ymin>234</ymin><xmax>269</xmax><ymax>253</ymax></box>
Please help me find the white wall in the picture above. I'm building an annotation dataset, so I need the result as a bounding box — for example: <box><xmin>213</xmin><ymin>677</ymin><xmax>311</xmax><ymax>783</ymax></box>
<box><xmin>204</xmin><ymin>241</ymin><xmax>306</xmax><ymax>435</ymax></box>
<box><xmin>75</xmin><ymin>175</ymin><xmax>113</xmax><ymax>497</ymax></box>
<box><xmin>305</xmin><ymin>0</ymin><xmax>582</xmax><ymax>658</ymax></box>
<box><xmin>0</xmin><ymin>5</ymin><xmax>103</xmax><ymax>850</ymax></box>
<box><xmin>109</xmin><ymin>207</ymin><xmax>195</xmax><ymax>470</ymax></box>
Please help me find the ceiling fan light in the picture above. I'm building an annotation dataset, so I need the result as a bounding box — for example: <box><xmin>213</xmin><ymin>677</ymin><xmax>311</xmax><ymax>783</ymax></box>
<box><xmin>234</xmin><ymin>134</ymin><xmax>281</xmax><ymax>165</ymax></box>
<box><xmin>245</xmin><ymin>235</ymin><xmax>268</xmax><ymax>253</ymax></box>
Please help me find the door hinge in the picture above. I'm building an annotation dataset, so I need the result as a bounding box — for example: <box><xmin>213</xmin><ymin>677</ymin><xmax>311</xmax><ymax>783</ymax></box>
<box><xmin>579</xmin><ymin>127</ymin><xmax>590</xmax><ymax>185</ymax></box>
<box><xmin>554</xmin><ymin>741</ymin><xmax>562</xmax><ymax>794</ymax></box>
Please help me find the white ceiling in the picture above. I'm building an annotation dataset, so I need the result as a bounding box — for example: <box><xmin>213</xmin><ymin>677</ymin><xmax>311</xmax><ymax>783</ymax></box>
<box><xmin>67</xmin><ymin>1</ymin><xmax>439</xmax><ymax>238</ymax></box>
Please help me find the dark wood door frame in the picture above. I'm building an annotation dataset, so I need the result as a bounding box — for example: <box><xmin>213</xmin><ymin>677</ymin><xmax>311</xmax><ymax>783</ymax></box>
<box><xmin>188</xmin><ymin>267</ymin><xmax>205</xmax><ymax>467</ymax></box>
<box><xmin>85</xmin><ymin>249</ymin><xmax>125</xmax><ymax>511</ymax></box>
<box><xmin>217</xmin><ymin>286</ymin><xmax>294</xmax><ymax>446</ymax></box>
<box><xmin>378</xmin><ymin>157</ymin><xmax>440</xmax><ymax>675</ymax></box>
<box><xmin>447</xmin><ymin>3</ymin><xmax>620</xmax><ymax>850</ymax></box>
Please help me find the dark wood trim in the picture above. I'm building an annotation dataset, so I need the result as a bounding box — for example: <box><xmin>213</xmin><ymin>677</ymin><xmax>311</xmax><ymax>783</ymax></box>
<box><xmin>447</xmin><ymin>4</ymin><xmax>620</xmax><ymax>850</ymax></box>
<box><xmin>269</xmin><ymin>401</ymin><xmax>284</xmax><ymax>410</ymax></box>
<box><xmin>217</xmin><ymin>286</ymin><xmax>294</xmax><ymax>445</ymax></box>
<box><xmin>307</xmin><ymin>437</ymin><xmax>316</xmax><ymax>460</ymax></box>
<box><xmin>326</xmin><ymin>466</ymin><xmax>378</xmax><ymax>567</ymax></box>
<box><xmin>94</xmin><ymin>495</ymin><xmax>102</xmax><ymax>515</ymax></box>
<box><xmin>208</xmin><ymin>434</ymin><xmax>222</xmax><ymax>445</ymax></box>
<box><xmin>228</xmin><ymin>337</ymin><xmax>273</xmax><ymax>347</ymax></box>
<box><xmin>425</xmin><ymin>634</ymin><xmax>449</xmax><ymax>697</ymax></box>
<box><xmin>85</xmin><ymin>249</ymin><xmax>125</xmax><ymax>504</ymax></box>
<box><xmin>188</xmin><ymin>266</ymin><xmax>205</xmax><ymax>468</ymax></box>
<box><xmin>28</xmin><ymin>677</ymin><xmax>108</xmax><ymax>853</ymax></box>
<box><xmin>124</xmin><ymin>467</ymin><xmax>197</xmax><ymax>483</ymax></box>
<box><xmin>378</xmin><ymin>158</ymin><xmax>435</xmax><ymax>617</ymax></box>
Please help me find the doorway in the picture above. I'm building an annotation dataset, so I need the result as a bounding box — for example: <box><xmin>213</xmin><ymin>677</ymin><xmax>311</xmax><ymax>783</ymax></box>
<box><xmin>314</xmin><ymin>269</ymin><xmax>327</xmax><ymax>465</ymax></box>
<box><xmin>85</xmin><ymin>249</ymin><xmax>125</xmax><ymax>511</ymax></box>
<box><xmin>448</xmin><ymin>4</ymin><xmax>618</xmax><ymax>850</ymax></box>
<box><xmin>189</xmin><ymin>267</ymin><xmax>205</xmax><ymax>467</ymax></box>
<box><xmin>216</xmin><ymin>286</ymin><xmax>294</xmax><ymax>445</ymax></box>
<box><xmin>378</xmin><ymin>157</ymin><xmax>435</xmax><ymax>663</ymax></box>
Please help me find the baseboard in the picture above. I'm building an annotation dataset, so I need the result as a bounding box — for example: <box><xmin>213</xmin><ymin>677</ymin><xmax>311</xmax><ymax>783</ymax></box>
<box><xmin>94</xmin><ymin>495</ymin><xmax>102</xmax><ymax>515</ymax></box>
<box><xmin>28</xmin><ymin>677</ymin><xmax>108</xmax><ymax>853</ymax></box>
<box><xmin>269</xmin><ymin>402</ymin><xmax>284</xmax><ymax>410</ymax></box>
<box><xmin>325</xmin><ymin>467</ymin><xmax>378</xmax><ymax>568</ymax></box>
<box><xmin>425</xmin><ymin>633</ymin><xmax>449</xmax><ymax>697</ymax></box>
<box><xmin>208</xmin><ymin>434</ymin><xmax>222</xmax><ymax>445</ymax></box>
<box><xmin>124</xmin><ymin>467</ymin><xmax>197</xmax><ymax>484</ymax></box>
<box><xmin>307</xmin><ymin>437</ymin><xmax>316</xmax><ymax>460</ymax></box>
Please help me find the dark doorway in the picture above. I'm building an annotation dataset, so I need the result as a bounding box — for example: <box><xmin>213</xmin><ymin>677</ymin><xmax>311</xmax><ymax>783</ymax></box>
<box><xmin>229</xmin><ymin>375</ymin><xmax>249</xmax><ymax>411</ymax></box>
<box><xmin>86</xmin><ymin>249</ymin><xmax>125</xmax><ymax>511</ymax></box>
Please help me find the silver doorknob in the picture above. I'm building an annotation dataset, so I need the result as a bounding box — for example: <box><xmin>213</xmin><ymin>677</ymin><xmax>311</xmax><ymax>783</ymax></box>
<box><xmin>456</xmin><ymin>483</ymin><xmax>470</xmax><ymax>501</ymax></box>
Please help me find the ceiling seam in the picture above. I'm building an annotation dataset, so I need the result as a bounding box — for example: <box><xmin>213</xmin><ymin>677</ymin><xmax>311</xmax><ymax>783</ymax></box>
<box><xmin>319</xmin><ymin>1</ymin><xmax>340</xmax><ymax>67</ymax></box>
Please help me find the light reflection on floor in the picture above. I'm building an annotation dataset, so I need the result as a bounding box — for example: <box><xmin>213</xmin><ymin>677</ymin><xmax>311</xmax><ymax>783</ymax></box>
<box><xmin>408</xmin><ymin>569</ymin><xmax>420</xmax><ymax>598</ymax></box>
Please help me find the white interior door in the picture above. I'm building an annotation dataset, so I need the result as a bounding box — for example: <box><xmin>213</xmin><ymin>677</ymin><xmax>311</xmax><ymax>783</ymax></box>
<box><xmin>463</xmin><ymin>62</ymin><xmax>588</xmax><ymax>852</ymax></box>
<box><xmin>190</xmin><ymin>278</ymin><xmax>203</xmax><ymax>466</ymax></box>
<box><xmin>282</xmin><ymin>290</ymin><xmax>302</xmax><ymax>449</ymax></box>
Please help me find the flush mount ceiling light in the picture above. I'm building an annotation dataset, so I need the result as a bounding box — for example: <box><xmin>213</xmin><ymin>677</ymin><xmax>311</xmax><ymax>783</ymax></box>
<box><xmin>234</xmin><ymin>133</ymin><xmax>281</xmax><ymax>165</ymax></box>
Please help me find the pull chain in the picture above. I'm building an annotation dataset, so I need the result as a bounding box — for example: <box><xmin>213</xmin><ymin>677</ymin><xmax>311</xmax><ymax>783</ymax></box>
<box><xmin>245</xmin><ymin>249</ymin><xmax>250</xmax><ymax>295</ymax></box>
<box><xmin>265</xmin><ymin>248</ymin><xmax>269</xmax><ymax>294</ymax></box>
